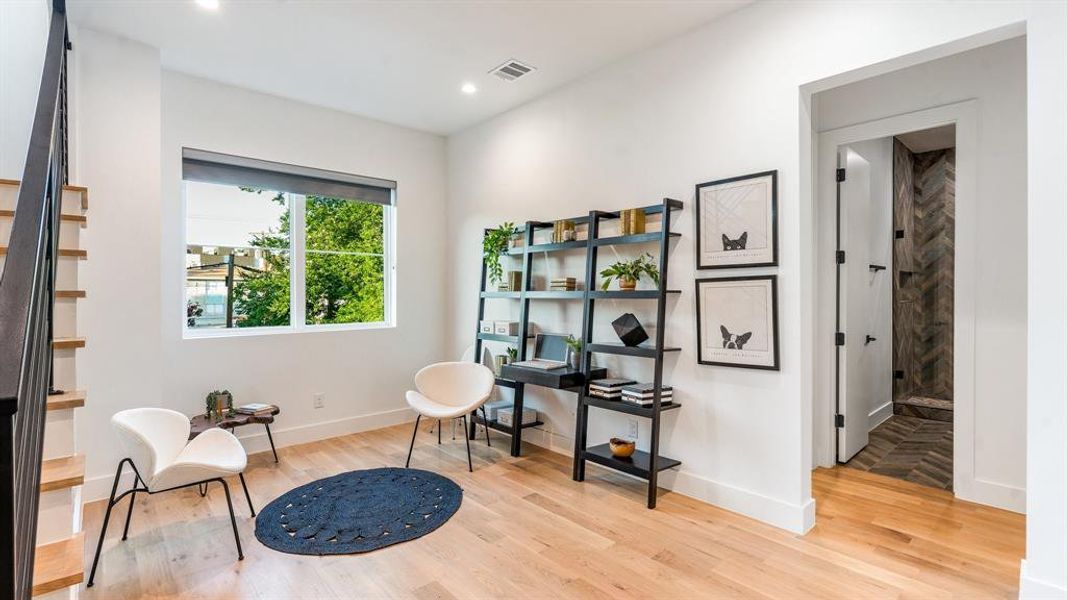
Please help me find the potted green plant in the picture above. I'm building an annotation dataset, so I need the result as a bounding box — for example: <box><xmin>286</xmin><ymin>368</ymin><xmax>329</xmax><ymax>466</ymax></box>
<box><xmin>600</xmin><ymin>253</ymin><xmax>660</xmax><ymax>291</ymax></box>
<box><xmin>483</xmin><ymin>222</ymin><xmax>518</xmax><ymax>285</ymax></box>
<box><xmin>564</xmin><ymin>335</ymin><xmax>582</xmax><ymax>369</ymax></box>
<box><xmin>205</xmin><ymin>389</ymin><xmax>234</xmax><ymax>422</ymax></box>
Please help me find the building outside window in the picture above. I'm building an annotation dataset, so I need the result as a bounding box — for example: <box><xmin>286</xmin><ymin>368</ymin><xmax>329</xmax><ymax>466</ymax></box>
<box><xmin>182</xmin><ymin>149</ymin><xmax>395</xmax><ymax>336</ymax></box>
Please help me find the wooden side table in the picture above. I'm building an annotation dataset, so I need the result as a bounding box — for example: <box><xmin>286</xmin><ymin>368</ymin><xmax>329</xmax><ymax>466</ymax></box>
<box><xmin>189</xmin><ymin>405</ymin><xmax>281</xmax><ymax>463</ymax></box>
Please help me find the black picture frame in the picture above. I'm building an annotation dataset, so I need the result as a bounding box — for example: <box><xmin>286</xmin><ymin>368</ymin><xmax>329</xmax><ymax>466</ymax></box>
<box><xmin>695</xmin><ymin>274</ymin><xmax>780</xmax><ymax>370</ymax></box>
<box><xmin>695</xmin><ymin>170</ymin><xmax>778</xmax><ymax>269</ymax></box>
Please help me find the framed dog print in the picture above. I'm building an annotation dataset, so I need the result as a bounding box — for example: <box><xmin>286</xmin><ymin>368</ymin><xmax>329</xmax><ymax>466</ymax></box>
<box><xmin>695</xmin><ymin>275</ymin><xmax>779</xmax><ymax>370</ymax></box>
<box><xmin>695</xmin><ymin>170</ymin><xmax>778</xmax><ymax>269</ymax></box>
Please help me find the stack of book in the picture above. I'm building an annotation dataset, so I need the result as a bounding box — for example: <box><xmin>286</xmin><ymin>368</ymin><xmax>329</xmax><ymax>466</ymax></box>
<box><xmin>588</xmin><ymin>378</ymin><xmax>636</xmax><ymax>400</ymax></box>
<box><xmin>550</xmin><ymin>277</ymin><xmax>577</xmax><ymax>291</ymax></box>
<box><xmin>621</xmin><ymin>383</ymin><xmax>673</xmax><ymax>407</ymax></box>
<box><xmin>236</xmin><ymin>403</ymin><xmax>275</xmax><ymax>416</ymax></box>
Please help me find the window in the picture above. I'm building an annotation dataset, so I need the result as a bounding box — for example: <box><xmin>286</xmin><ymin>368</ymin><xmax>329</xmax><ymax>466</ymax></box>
<box><xmin>183</xmin><ymin>149</ymin><xmax>395</xmax><ymax>336</ymax></box>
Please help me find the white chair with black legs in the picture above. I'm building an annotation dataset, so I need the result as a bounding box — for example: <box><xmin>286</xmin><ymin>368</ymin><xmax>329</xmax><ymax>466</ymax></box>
<box><xmin>87</xmin><ymin>408</ymin><xmax>256</xmax><ymax>587</ymax></box>
<box><xmin>405</xmin><ymin>362</ymin><xmax>495</xmax><ymax>472</ymax></box>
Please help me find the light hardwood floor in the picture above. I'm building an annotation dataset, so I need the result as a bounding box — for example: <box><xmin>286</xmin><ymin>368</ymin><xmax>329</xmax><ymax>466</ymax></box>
<box><xmin>81</xmin><ymin>422</ymin><xmax>1024</xmax><ymax>599</ymax></box>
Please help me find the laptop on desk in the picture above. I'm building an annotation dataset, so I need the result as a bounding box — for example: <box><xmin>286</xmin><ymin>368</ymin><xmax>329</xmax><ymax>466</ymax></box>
<box><xmin>511</xmin><ymin>334</ymin><xmax>570</xmax><ymax>370</ymax></box>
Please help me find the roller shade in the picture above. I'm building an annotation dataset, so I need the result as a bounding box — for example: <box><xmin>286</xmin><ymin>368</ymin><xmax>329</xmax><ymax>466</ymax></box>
<box><xmin>182</xmin><ymin>148</ymin><xmax>395</xmax><ymax>206</ymax></box>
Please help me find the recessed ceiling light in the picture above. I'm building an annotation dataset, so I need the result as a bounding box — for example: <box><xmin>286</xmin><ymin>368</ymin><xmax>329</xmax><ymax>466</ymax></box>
<box><xmin>461</xmin><ymin>82</ymin><xmax>477</xmax><ymax>95</ymax></box>
<box><xmin>195</xmin><ymin>0</ymin><xmax>220</xmax><ymax>10</ymax></box>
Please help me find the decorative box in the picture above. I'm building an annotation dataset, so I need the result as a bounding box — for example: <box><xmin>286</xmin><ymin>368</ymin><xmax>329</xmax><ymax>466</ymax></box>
<box><xmin>497</xmin><ymin>407</ymin><xmax>538</xmax><ymax>427</ymax></box>
<box><xmin>479</xmin><ymin>320</ymin><xmax>495</xmax><ymax>334</ymax></box>
<box><xmin>483</xmin><ymin>400</ymin><xmax>511</xmax><ymax>421</ymax></box>
<box><xmin>621</xmin><ymin>208</ymin><xmax>646</xmax><ymax>235</ymax></box>
<box><xmin>494</xmin><ymin>321</ymin><xmax>519</xmax><ymax>336</ymax></box>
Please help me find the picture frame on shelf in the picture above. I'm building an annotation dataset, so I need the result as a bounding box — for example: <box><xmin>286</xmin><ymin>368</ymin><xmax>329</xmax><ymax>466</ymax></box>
<box><xmin>695</xmin><ymin>170</ymin><xmax>778</xmax><ymax>269</ymax></box>
<box><xmin>695</xmin><ymin>275</ymin><xmax>779</xmax><ymax>370</ymax></box>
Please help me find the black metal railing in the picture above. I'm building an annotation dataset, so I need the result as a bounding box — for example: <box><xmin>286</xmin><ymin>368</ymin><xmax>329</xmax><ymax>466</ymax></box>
<box><xmin>0</xmin><ymin>0</ymin><xmax>68</xmax><ymax>597</ymax></box>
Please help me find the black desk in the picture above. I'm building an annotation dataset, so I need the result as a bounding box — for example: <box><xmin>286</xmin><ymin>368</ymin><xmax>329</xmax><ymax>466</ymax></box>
<box><xmin>474</xmin><ymin>364</ymin><xmax>607</xmax><ymax>457</ymax></box>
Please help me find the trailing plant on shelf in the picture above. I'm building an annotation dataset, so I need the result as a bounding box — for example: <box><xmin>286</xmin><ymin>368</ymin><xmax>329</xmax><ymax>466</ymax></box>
<box><xmin>483</xmin><ymin>222</ymin><xmax>518</xmax><ymax>285</ymax></box>
<box><xmin>600</xmin><ymin>253</ymin><xmax>660</xmax><ymax>291</ymax></box>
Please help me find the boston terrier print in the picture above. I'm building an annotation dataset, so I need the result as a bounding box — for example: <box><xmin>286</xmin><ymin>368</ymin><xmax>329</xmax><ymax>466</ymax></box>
<box><xmin>720</xmin><ymin>325</ymin><xmax>752</xmax><ymax>350</ymax></box>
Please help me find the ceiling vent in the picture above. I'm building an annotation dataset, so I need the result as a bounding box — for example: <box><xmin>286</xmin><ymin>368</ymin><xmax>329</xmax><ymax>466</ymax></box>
<box><xmin>489</xmin><ymin>59</ymin><xmax>536</xmax><ymax>82</ymax></box>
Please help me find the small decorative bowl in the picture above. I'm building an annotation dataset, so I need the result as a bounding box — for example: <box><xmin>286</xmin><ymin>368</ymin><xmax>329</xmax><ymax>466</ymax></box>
<box><xmin>609</xmin><ymin>437</ymin><xmax>636</xmax><ymax>458</ymax></box>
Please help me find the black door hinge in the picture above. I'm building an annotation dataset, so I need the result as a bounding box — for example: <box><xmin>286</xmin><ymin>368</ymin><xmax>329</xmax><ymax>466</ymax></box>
<box><xmin>835</xmin><ymin>414</ymin><xmax>845</xmax><ymax>428</ymax></box>
<box><xmin>895</xmin><ymin>229</ymin><xmax>905</xmax><ymax>239</ymax></box>
<box><xmin>894</xmin><ymin>370</ymin><xmax>904</xmax><ymax>380</ymax></box>
<box><xmin>835</xmin><ymin>332</ymin><xmax>845</xmax><ymax>346</ymax></box>
<box><xmin>836</xmin><ymin>250</ymin><xmax>846</xmax><ymax>264</ymax></box>
<box><xmin>836</xmin><ymin>168</ymin><xmax>846</xmax><ymax>182</ymax></box>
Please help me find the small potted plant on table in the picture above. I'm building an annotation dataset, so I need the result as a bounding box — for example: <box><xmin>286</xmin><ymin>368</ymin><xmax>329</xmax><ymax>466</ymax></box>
<box><xmin>205</xmin><ymin>390</ymin><xmax>234</xmax><ymax>422</ymax></box>
<box><xmin>564</xmin><ymin>335</ymin><xmax>582</xmax><ymax>370</ymax></box>
<box><xmin>600</xmin><ymin>253</ymin><xmax>660</xmax><ymax>291</ymax></box>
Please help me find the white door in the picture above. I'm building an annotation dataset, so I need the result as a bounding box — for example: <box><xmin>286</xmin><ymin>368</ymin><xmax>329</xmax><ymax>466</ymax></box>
<box><xmin>837</xmin><ymin>146</ymin><xmax>879</xmax><ymax>462</ymax></box>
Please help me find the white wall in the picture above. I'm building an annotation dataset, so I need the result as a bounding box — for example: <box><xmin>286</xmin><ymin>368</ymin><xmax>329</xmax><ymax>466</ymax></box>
<box><xmin>0</xmin><ymin>0</ymin><xmax>49</xmax><ymax>179</ymax></box>
<box><xmin>72</xmin><ymin>28</ymin><xmax>448</xmax><ymax>500</ymax></box>
<box><xmin>73</xmin><ymin>27</ymin><xmax>165</xmax><ymax>501</ymax></box>
<box><xmin>813</xmin><ymin>38</ymin><xmax>1028</xmax><ymax>511</ymax></box>
<box><xmin>1021</xmin><ymin>2</ymin><xmax>1067</xmax><ymax>596</ymax></box>
<box><xmin>159</xmin><ymin>71</ymin><xmax>447</xmax><ymax>458</ymax></box>
<box><xmin>445</xmin><ymin>1</ymin><xmax>1052</xmax><ymax>539</ymax></box>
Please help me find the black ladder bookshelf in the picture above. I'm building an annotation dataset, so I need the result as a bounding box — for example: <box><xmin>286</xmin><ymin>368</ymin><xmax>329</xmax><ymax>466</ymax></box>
<box><xmin>471</xmin><ymin>218</ymin><xmax>594</xmax><ymax>455</ymax></box>
<box><xmin>471</xmin><ymin>200</ymin><xmax>682</xmax><ymax>507</ymax></box>
<box><xmin>573</xmin><ymin>198</ymin><xmax>683</xmax><ymax>509</ymax></box>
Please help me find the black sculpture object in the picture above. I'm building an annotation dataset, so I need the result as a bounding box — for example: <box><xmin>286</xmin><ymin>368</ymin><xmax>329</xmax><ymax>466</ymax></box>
<box><xmin>612</xmin><ymin>313</ymin><xmax>649</xmax><ymax>347</ymax></box>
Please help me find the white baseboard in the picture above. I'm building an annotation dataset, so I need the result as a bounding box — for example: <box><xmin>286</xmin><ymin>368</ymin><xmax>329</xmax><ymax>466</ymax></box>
<box><xmin>659</xmin><ymin>469</ymin><xmax>816</xmax><ymax>534</ymax></box>
<box><xmin>81</xmin><ymin>407</ymin><xmax>416</xmax><ymax>502</ymax></box>
<box><xmin>956</xmin><ymin>476</ymin><xmax>1026</xmax><ymax>514</ymax></box>
<box><xmin>520</xmin><ymin>425</ymin><xmax>575</xmax><ymax>457</ymax></box>
<box><xmin>868</xmin><ymin>401</ymin><xmax>893</xmax><ymax>431</ymax></box>
<box><xmin>521</xmin><ymin>427</ymin><xmax>815</xmax><ymax>534</ymax></box>
<box><xmin>1020</xmin><ymin>559</ymin><xmax>1067</xmax><ymax>599</ymax></box>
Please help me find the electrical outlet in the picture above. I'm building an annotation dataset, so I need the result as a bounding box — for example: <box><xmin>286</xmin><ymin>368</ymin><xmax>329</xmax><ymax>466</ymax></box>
<box><xmin>313</xmin><ymin>393</ymin><xmax>325</xmax><ymax>409</ymax></box>
<box><xmin>627</xmin><ymin>419</ymin><xmax>639</xmax><ymax>440</ymax></box>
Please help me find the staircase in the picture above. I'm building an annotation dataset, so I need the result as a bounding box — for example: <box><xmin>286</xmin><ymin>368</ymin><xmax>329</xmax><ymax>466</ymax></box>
<box><xmin>0</xmin><ymin>2</ymin><xmax>83</xmax><ymax>598</ymax></box>
<box><xmin>1</xmin><ymin>181</ymin><xmax>88</xmax><ymax>598</ymax></box>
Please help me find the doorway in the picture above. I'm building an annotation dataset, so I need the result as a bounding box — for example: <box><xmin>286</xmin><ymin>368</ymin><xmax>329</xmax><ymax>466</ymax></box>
<box><xmin>836</xmin><ymin>127</ymin><xmax>957</xmax><ymax>490</ymax></box>
<box><xmin>806</xmin><ymin>32</ymin><xmax>1027</xmax><ymax>515</ymax></box>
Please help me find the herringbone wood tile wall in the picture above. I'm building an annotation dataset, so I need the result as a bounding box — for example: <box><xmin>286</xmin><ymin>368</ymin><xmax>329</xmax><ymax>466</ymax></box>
<box><xmin>893</xmin><ymin>140</ymin><xmax>955</xmax><ymax>413</ymax></box>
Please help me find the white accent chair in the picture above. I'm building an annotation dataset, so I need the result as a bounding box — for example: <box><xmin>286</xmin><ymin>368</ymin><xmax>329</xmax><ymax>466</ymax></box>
<box><xmin>87</xmin><ymin>408</ymin><xmax>255</xmax><ymax>587</ymax></box>
<box><xmin>405</xmin><ymin>362</ymin><xmax>495</xmax><ymax>471</ymax></box>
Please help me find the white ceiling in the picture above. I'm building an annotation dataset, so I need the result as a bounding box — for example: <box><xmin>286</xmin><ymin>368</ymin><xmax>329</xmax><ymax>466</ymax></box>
<box><xmin>68</xmin><ymin>1</ymin><xmax>749</xmax><ymax>135</ymax></box>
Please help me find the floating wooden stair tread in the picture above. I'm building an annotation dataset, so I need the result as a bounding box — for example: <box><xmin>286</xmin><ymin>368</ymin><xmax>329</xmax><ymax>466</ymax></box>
<box><xmin>52</xmin><ymin>337</ymin><xmax>85</xmax><ymax>350</ymax></box>
<box><xmin>47</xmin><ymin>390</ymin><xmax>85</xmax><ymax>411</ymax></box>
<box><xmin>0</xmin><ymin>178</ymin><xmax>88</xmax><ymax>210</ymax></box>
<box><xmin>0</xmin><ymin>247</ymin><xmax>86</xmax><ymax>259</ymax></box>
<box><xmin>32</xmin><ymin>532</ymin><xmax>84</xmax><ymax>596</ymax></box>
<box><xmin>0</xmin><ymin>209</ymin><xmax>86</xmax><ymax>226</ymax></box>
<box><xmin>55</xmin><ymin>290</ymin><xmax>86</xmax><ymax>299</ymax></box>
<box><xmin>39</xmin><ymin>454</ymin><xmax>85</xmax><ymax>492</ymax></box>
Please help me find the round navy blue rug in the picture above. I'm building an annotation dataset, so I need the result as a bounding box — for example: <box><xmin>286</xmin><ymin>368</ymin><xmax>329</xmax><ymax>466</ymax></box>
<box><xmin>254</xmin><ymin>467</ymin><xmax>462</xmax><ymax>555</ymax></box>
